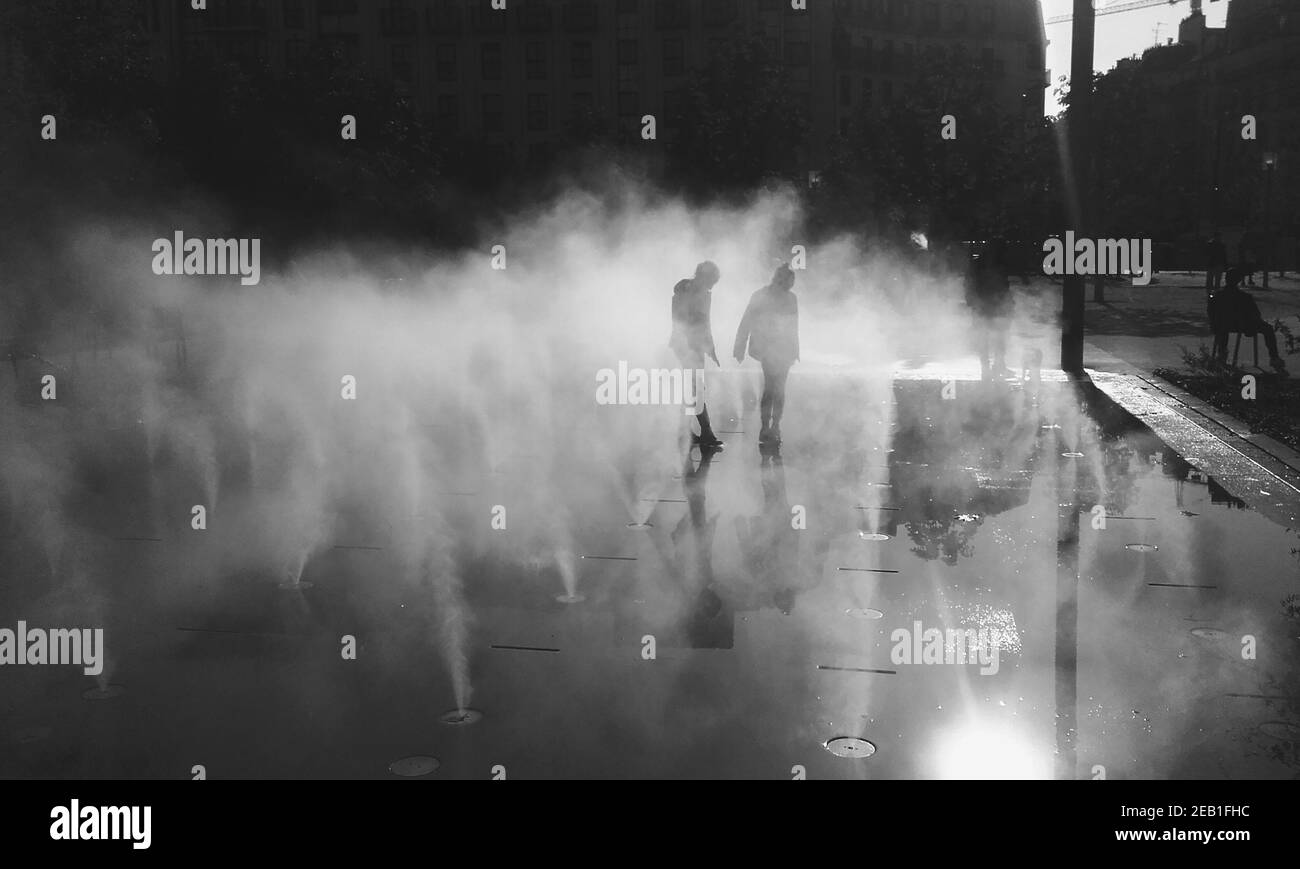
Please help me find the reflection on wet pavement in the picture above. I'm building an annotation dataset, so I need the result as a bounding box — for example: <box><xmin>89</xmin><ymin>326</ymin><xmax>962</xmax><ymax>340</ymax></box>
<box><xmin>2</xmin><ymin>372</ymin><xmax>1299</xmax><ymax>780</ymax></box>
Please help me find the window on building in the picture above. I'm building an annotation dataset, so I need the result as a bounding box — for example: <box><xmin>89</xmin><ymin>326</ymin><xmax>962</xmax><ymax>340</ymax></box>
<box><xmin>284</xmin><ymin>0</ymin><xmax>304</xmax><ymax>28</ymax></box>
<box><xmin>527</xmin><ymin>93</ymin><xmax>550</xmax><ymax>131</ymax></box>
<box><xmin>618</xmin><ymin>38</ymin><xmax>638</xmax><ymax>66</ymax></box>
<box><xmin>482</xmin><ymin>93</ymin><xmax>504</xmax><ymax>132</ymax></box>
<box><xmin>618</xmin><ymin>91</ymin><xmax>639</xmax><ymax>117</ymax></box>
<box><xmin>564</xmin><ymin>1</ymin><xmax>598</xmax><ymax>31</ymax></box>
<box><xmin>571</xmin><ymin>41</ymin><xmax>593</xmax><ymax>77</ymax></box>
<box><xmin>862</xmin><ymin>77</ymin><xmax>873</xmax><ymax>106</ymax></box>
<box><xmin>663</xmin><ymin>36</ymin><xmax>685</xmax><ymax>75</ymax></box>
<box><xmin>882</xmin><ymin>79</ymin><xmax>893</xmax><ymax>102</ymax></box>
<box><xmin>519</xmin><ymin>0</ymin><xmax>552</xmax><ymax>32</ymax></box>
<box><xmin>526</xmin><ymin>41</ymin><xmax>547</xmax><ymax>79</ymax></box>
<box><xmin>839</xmin><ymin>74</ymin><xmax>852</xmax><ymax>106</ymax></box>
<box><xmin>436</xmin><ymin>94</ymin><xmax>459</xmax><ymax>132</ymax></box>
<box><xmin>704</xmin><ymin>0</ymin><xmax>738</xmax><ymax>27</ymax></box>
<box><xmin>428</xmin><ymin>0</ymin><xmax>463</xmax><ymax>33</ymax></box>
<box><xmin>656</xmin><ymin>0</ymin><xmax>689</xmax><ymax>29</ymax></box>
<box><xmin>391</xmin><ymin>42</ymin><xmax>413</xmax><ymax>83</ymax></box>
<box><xmin>839</xmin><ymin>117</ymin><xmax>850</xmax><ymax>137</ymax></box>
<box><xmin>617</xmin><ymin>0</ymin><xmax>637</xmax><ymax>13</ymax></box>
<box><xmin>382</xmin><ymin>0</ymin><xmax>417</xmax><ymax>35</ymax></box>
<box><xmin>437</xmin><ymin>43</ymin><xmax>457</xmax><ymax>81</ymax></box>
<box><xmin>663</xmin><ymin>87</ymin><xmax>685</xmax><ymax>122</ymax></box>
<box><xmin>482</xmin><ymin>42</ymin><xmax>502</xmax><ymax>80</ymax></box>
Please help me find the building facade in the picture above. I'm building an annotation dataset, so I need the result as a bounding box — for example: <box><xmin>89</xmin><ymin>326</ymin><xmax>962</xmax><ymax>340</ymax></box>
<box><xmin>1106</xmin><ymin>0</ymin><xmax>1298</xmax><ymax>249</ymax></box>
<box><xmin>140</xmin><ymin>0</ymin><xmax>1047</xmax><ymax>173</ymax></box>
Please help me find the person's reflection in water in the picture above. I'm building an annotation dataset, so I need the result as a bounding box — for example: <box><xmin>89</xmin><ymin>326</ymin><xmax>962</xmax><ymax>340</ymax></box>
<box><xmin>671</xmin><ymin>448</ymin><xmax>724</xmax><ymax>630</ymax></box>
<box><xmin>735</xmin><ymin>445</ymin><xmax>807</xmax><ymax>615</ymax></box>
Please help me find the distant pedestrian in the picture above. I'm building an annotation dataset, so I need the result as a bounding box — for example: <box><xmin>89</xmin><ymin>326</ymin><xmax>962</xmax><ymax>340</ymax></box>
<box><xmin>734</xmin><ymin>263</ymin><xmax>799</xmax><ymax>445</ymax></box>
<box><xmin>1205</xmin><ymin>233</ymin><xmax>1227</xmax><ymax>295</ymax></box>
<box><xmin>1238</xmin><ymin>234</ymin><xmax>1257</xmax><ymax>286</ymax></box>
<box><xmin>966</xmin><ymin>239</ymin><xmax>1012</xmax><ymax>378</ymax></box>
<box><xmin>671</xmin><ymin>261</ymin><xmax>724</xmax><ymax>450</ymax></box>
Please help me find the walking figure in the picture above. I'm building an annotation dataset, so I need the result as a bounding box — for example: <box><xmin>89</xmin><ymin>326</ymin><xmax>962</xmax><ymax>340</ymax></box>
<box><xmin>671</xmin><ymin>261</ymin><xmax>724</xmax><ymax>450</ymax></box>
<box><xmin>1206</xmin><ymin>233</ymin><xmax>1227</xmax><ymax>295</ymax></box>
<box><xmin>967</xmin><ymin>240</ymin><xmax>1012</xmax><ymax>378</ymax></box>
<box><xmin>734</xmin><ymin>263</ymin><xmax>799</xmax><ymax>445</ymax></box>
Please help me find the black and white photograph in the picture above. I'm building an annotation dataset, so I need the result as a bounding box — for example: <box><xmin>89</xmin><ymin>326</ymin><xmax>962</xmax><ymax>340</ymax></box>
<box><xmin>1</xmin><ymin>0</ymin><xmax>1299</xmax><ymax>830</ymax></box>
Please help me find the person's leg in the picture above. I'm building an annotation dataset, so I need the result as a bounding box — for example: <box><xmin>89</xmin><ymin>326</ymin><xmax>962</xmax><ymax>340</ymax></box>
<box><xmin>769</xmin><ymin>364</ymin><xmax>790</xmax><ymax>439</ymax></box>
<box><xmin>1257</xmin><ymin>321</ymin><xmax>1285</xmax><ymax>370</ymax></box>
<box><xmin>992</xmin><ymin>316</ymin><xmax>1009</xmax><ymax>373</ymax></box>
<box><xmin>977</xmin><ymin>319</ymin><xmax>992</xmax><ymax>378</ymax></box>
<box><xmin>759</xmin><ymin>361</ymin><xmax>775</xmax><ymax>439</ymax></box>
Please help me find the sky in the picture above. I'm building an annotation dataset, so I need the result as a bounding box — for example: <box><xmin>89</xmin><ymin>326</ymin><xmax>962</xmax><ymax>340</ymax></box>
<box><xmin>1041</xmin><ymin>0</ymin><xmax>1233</xmax><ymax>114</ymax></box>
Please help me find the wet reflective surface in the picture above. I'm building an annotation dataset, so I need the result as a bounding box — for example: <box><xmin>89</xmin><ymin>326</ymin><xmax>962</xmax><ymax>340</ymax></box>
<box><xmin>3</xmin><ymin>371</ymin><xmax>1300</xmax><ymax>779</ymax></box>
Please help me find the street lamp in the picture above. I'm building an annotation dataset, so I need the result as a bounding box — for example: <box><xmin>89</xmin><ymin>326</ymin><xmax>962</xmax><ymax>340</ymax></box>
<box><xmin>1263</xmin><ymin>152</ymin><xmax>1277</xmax><ymax>290</ymax></box>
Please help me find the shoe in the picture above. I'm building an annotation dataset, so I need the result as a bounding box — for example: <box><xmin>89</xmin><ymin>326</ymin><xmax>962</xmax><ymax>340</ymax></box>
<box><xmin>694</xmin><ymin>434</ymin><xmax>724</xmax><ymax>451</ymax></box>
<box><xmin>770</xmin><ymin>425</ymin><xmax>782</xmax><ymax>444</ymax></box>
<box><xmin>759</xmin><ymin>426</ymin><xmax>773</xmax><ymax>444</ymax></box>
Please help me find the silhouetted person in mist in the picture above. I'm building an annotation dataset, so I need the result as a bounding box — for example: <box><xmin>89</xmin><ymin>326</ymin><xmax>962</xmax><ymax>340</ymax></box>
<box><xmin>1205</xmin><ymin>233</ymin><xmax>1227</xmax><ymax>295</ymax></box>
<box><xmin>671</xmin><ymin>261</ymin><xmax>723</xmax><ymax>450</ymax></box>
<box><xmin>734</xmin><ymin>263</ymin><xmax>799</xmax><ymax>445</ymax></box>
<box><xmin>1209</xmin><ymin>266</ymin><xmax>1287</xmax><ymax>374</ymax></box>
<box><xmin>1238</xmin><ymin>235</ymin><xmax>1257</xmax><ymax>286</ymax></box>
<box><xmin>967</xmin><ymin>240</ymin><xmax>1012</xmax><ymax>378</ymax></box>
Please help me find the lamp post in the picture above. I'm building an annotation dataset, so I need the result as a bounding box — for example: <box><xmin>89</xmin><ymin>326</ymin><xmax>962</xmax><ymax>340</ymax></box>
<box><xmin>1263</xmin><ymin>152</ymin><xmax>1277</xmax><ymax>290</ymax></box>
<box><xmin>1060</xmin><ymin>0</ymin><xmax>1095</xmax><ymax>374</ymax></box>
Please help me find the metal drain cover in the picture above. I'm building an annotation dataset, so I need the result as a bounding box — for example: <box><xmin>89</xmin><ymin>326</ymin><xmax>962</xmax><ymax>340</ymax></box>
<box><xmin>825</xmin><ymin>737</ymin><xmax>876</xmax><ymax>758</ymax></box>
<box><xmin>1124</xmin><ymin>543</ymin><xmax>1157</xmax><ymax>552</ymax></box>
<box><xmin>83</xmin><ymin>685</ymin><xmax>125</xmax><ymax>701</ymax></box>
<box><xmin>846</xmin><ymin>608</ymin><xmax>885</xmax><ymax>620</ymax></box>
<box><xmin>388</xmin><ymin>756</ymin><xmax>439</xmax><ymax>777</ymax></box>
<box><xmin>859</xmin><ymin>532</ymin><xmax>891</xmax><ymax>541</ymax></box>
<box><xmin>556</xmin><ymin>593</ymin><xmax>586</xmax><ymax>604</ymax></box>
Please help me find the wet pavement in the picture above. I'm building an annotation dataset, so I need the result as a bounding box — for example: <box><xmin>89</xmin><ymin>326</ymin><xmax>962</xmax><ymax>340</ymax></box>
<box><xmin>3</xmin><ymin>365</ymin><xmax>1300</xmax><ymax>779</ymax></box>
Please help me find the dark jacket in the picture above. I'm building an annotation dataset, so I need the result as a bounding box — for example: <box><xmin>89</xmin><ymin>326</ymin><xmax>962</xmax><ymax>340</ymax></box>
<box><xmin>670</xmin><ymin>278</ymin><xmax>717</xmax><ymax>362</ymax></box>
<box><xmin>734</xmin><ymin>285</ymin><xmax>799</xmax><ymax>366</ymax></box>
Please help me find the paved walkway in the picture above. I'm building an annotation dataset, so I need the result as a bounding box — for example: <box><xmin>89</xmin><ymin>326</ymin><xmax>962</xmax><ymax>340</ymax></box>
<box><xmin>1078</xmin><ymin>270</ymin><xmax>1300</xmax><ymax>375</ymax></box>
<box><xmin>1024</xmin><ymin>270</ymin><xmax>1300</xmax><ymax>521</ymax></box>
